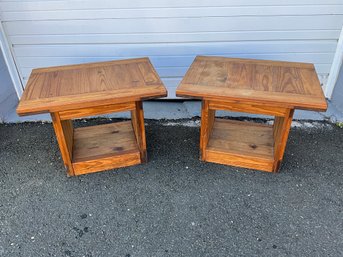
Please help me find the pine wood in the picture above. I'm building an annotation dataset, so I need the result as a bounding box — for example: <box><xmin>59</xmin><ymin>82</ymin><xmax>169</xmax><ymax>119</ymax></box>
<box><xmin>208</xmin><ymin>101</ymin><xmax>287</xmax><ymax>117</ymax></box>
<box><xmin>208</xmin><ymin>119</ymin><xmax>274</xmax><ymax>159</ymax></box>
<box><xmin>130</xmin><ymin>101</ymin><xmax>147</xmax><ymax>163</ymax></box>
<box><xmin>72</xmin><ymin>122</ymin><xmax>139</xmax><ymax>163</ymax></box>
<box><xmin>200</xmin><ymin>100</ymin><xmax>215</xmax><ymax>161</ymax></box>
<box><xmin>272</xmin><ymin>109</ymin><xmax>295</xmax><ymax>172</ymax></box>
<box><xmin>206</xmin><ymin>119</ymin><xmax>274</xmax><ymax>172</ymax></box>
<box><xmin>72</xmin><ymin>121</ymin><xmax>141</xmax><ymax>175</ymax></box>
<box><xmin>177</xmin><ymin>56</ymin><xmax>327</xmax><ymax>111</ymax></box>
<box><xmin>50</xmin><ymin>112</ymin><xmax>74</xmax><ymax>176</ymax></box>
<box><xmin>59</xmin><ymin>102</ymin><xmax>135</xmax><ymax>120</ymax></box>
<box><xmin>17</xmin><ymin>58</ymin><xmax>167</xmax><ymax>176</ymax></box>
<box><xmin>17</xmin><ymin>58</ymin><xmax>167</xmax><ymax>116</ymax></box>
<box><xmin>205</xmin><ymin>150</ymin><xmax>274</xmax><ymax>172</ymax></box>
<box><xmin>73</xmin><ymin>153</ymin><xmax>141</xmax><ymax>176</ymax></box>
<box><xmin>176</xmin><ymin>56</ymin><xmax>328</xmax><ymax>172</ymax></box>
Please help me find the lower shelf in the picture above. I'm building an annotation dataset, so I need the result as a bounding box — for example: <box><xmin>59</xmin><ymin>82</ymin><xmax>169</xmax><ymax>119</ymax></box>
<box><xmin>205</xmin><ymin>119</ymin><xmax>275</xmax><ymax>172</ymax></box>
<box><xmin>72</xmin><ymin>121</ymin><xmax>141</xmax><ymax>175</ymax></box>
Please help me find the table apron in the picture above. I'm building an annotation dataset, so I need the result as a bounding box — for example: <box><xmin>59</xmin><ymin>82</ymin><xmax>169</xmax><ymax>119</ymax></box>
<box><xmin>58</xmin><ymin>102</ymin><xmax>136</xmax><ymax>120</ymax></box>
<box><xmin>207</xmin><ymin>100</ymin><xmax>288</xmax><ymax>117</ymax></box>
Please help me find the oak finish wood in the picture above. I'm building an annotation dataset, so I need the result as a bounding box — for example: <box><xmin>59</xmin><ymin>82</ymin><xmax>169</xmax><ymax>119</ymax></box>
<box><xmin>72</xmin><ymin>121</ymin><xmax>141</xmax><ymax>175</ymax></box>
<box><xmin>176</xmin><ymin>56</ymin><xmax>327</xmax><ymax>172</ymax></box>
<box><xmin>59</xmin><ymin>102</ymin><xmax>135</xmax><ymax>120</ymax></box>
<box><xmin>17</xmin><ymin>58</ymin><xmax>166</xmax><ymax>176</ymax></box>
<box><xmin>73</xmin><ymin>152</ymin><xmax>141</xmax><ymax>176</ymax></box>
<box><xmin>200</xmin><ymin>100</ymin><xmax>215</xmax><ymax>161</ymax></box>
<box><xmin>50</xmin><ymin>112</ymin><xmax>74</xmax><ymax>176</ymax></box>
<box><xmin>17</xmin><ymin>58</ymin><xmax>167</xmax><ymax>116</ymax></box>
<box><xmin>131</xmin><ymin>101</ymin><xmax>147</xmax><ymax>163</ymax></box>
<box><xmin>176</xmin><ymin>56</ymin><xmax>327</xmax><ymax>111</ymax></box>
<box><xmin>50</xmin><ymin>101</ymin><xmax>150</xmax><ymax>176</ymax></box>
<box><xmin>208</xmin><ymin>101</ymin><xmax>287</xmax><ymax>117</ymax></box>
<box><xmin>272</xmin><ymin>109</ymin><xmax>295</xmax><ymax>171</ymax></box>
<box><xmin>208</xmin><ymin>119</ymin><xmax>274</xmax><ymax>160</ymax></box>
<box><xmin>206</xmin><ymin>150</ymin><xmax>274</xmax><ymax>172</ymax></box>
<box><xmin>72</xmin><ymin>121</ymin><xmax>139</xmax><ymax>163</ymax></box>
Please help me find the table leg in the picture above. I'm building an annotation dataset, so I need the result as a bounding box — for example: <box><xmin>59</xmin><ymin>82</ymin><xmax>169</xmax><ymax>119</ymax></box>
<box><xmin>273</xmin><ymin>109</ymin><xmax>295</xmax><ymax>172</ymax></box>
<box><xmin>50</xmin><ymin>112</ymin><xmax>75</xmax><ymax>176</ymax></box>
<box><xmin>131</xmin><ymin>101</ymin><xmax>147</xmax><ymax>163</ymax></box>
<box><xmin>200</xmin><ymin>100</ymin><xmax>215</xmax><ymax>161</ymax></box>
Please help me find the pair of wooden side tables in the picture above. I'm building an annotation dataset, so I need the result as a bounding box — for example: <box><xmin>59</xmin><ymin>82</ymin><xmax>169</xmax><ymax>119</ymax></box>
<box><xmin>17</xmin><ymin>56</ymin><xmax>327</xmax><ymax>176</ymax></box>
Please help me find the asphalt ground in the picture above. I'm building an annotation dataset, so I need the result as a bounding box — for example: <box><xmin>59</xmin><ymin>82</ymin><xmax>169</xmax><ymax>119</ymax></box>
<box><xmin>0</xmin><ymin>118</ymin><xmax>342</xmax><ymax>257</ymax></box>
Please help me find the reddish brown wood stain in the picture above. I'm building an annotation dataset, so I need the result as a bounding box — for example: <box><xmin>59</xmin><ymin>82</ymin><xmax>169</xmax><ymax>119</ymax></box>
<box><xmin>17</xmin><ymin>58</ymin><xmax>167</xmax><ymax>176</ymax></box>
<box><xmin>177</xmin><ymin>56</ymin><xmax>327</xmax><ymax>172</ymax></box>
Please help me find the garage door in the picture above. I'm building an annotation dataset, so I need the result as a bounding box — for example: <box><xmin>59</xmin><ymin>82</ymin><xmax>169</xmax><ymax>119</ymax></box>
<box><xmin>1</xmin><ymin>0</ymin><xmax>343</xmax><ymax>98</ymax></box>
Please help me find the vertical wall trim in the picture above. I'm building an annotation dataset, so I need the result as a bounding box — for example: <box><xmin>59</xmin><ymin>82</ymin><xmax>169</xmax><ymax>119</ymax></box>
<box><xmin>325</xmin><ymin>26</ymin><xmax>343</xmax><ymax>99</ymax></box>
<box><xmin>0</xmin><ymin>22</ymin><xmax>23</xmax><ymax>98</ymax></box>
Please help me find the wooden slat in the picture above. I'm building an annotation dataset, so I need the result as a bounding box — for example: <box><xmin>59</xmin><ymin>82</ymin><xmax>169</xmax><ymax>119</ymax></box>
<box><xmin>208</xmin><ymin>100</ymin><xmax>287</xmax><ymax>116</ymax></box>
<box><xmin>50</xmin><ymin>112</ymin><xmax>74</xmax><ymax>176</ymax></box>
<box><xmin>207</xmin><ymin>119</ymin><xmax>274</xmax><ymax>160</ymax></box>
<box><xmin>59</xmin><ymin>102</ymin><xmax>135</xmax><ymax>120</ymax></box>
<box><xmin>72</xmin><ymin>121</ymin><xmax>140</xmax><ymax>163</ymax></box>
<box><xmin>178</xmin><ymin>85</ymin><xmax>327</xmax><ymax>111</ymax></box>
<box><xmin>205</xmin><ymin>119</ymin><xmax>274</xmax><ymax>172</ymax></box>
<box><xmin>200</xmin><ymin>100</ymin><xmax>215</xmax><ymax>160</ymax></box>
<box><xmin>195</xmin><ymin>55</ymin><xmax>315</xmax><ymax>68</ymax></box>
<box><xmin>205</xmin><ymin>149</ymin><xmax>274</xmax><ymax>172</ymax></box>
<box><xmin>273</xmin><ymin>109</ymin><xmax>295</xmax><ymax>172</ymax></box>
<box><xmin>130</xmin><ymin>101</ymin><xmax>147</xmax><ymax>162</ymax></box>
<box><xmin>72</xmin><ymin>121</ymin><xmax>142</xmax><ymax>175</ymax></box>
<box><xmin>73</xmin><ymin>152</ymin><xmax>141</xmax><ymax>175</ymax></box>
<box><xmin>61</xmin><ymin>119</ymin><xmax>73</xmax><ymax>159</ymax></box>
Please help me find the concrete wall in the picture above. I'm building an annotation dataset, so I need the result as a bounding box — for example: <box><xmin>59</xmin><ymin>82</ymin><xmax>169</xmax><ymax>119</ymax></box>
<box><xmin>331</xmin><ymin>64</ymin><xmax>343</xmax><ymax>114</ymax></box>
<box><xmin>0</xmin><ymin>49</ymin><xmax>17</xmax><ymax>122</ymax></box>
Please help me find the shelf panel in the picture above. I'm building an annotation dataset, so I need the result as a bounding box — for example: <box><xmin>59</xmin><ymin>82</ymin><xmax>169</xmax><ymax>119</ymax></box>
<box><xmin>72</xmin><ymin>121</ymin><xmax>141</xmax><ymax>174</ymax></box>
<box><xmin>73</xmin><ymin>152</ymin><xmax>141</xmax><ymax>176</ymax></box>
<box><xmin>206</xmin><ymin>119</ymin><xmax>275</xmax><ymax>171</ymax></box>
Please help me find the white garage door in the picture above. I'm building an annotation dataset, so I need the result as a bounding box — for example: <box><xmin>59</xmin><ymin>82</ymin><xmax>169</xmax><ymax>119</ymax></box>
<box><xmin>1</xmin><ymin>0</ymin><xmax>343</xmax><ymax>98</ymax></box>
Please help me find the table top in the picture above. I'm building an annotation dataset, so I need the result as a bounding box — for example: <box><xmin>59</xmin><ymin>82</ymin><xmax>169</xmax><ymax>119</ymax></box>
<box><xmin>176</xmin><ymin>56</ymin><xmax>327</xmax><ymax>111</ymax></box>
<box><xmin>17</xmin><ymin>58</ymin><xmax>167</xmax><ymax>115</ymax></box>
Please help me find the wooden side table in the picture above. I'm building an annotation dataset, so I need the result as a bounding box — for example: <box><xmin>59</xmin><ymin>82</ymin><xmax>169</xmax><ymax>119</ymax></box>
<box><xmin>17</xmin><ymin>58</ymin><xmax>167</xmax><ymax>176</ymax></box>
<box><xmin>176</xmin><ymin>56</ymin><xmax>327</xmax><ymax>172</ymax></box>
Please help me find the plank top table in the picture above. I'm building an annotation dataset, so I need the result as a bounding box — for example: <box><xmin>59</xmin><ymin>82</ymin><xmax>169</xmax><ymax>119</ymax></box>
<box><xmin>17</xmin><ymin>58</ymin><xmax>167</xmax><ymax>176</ymax></box>
<box><xmin>176</xmin><ymin>56</ymin><xmax>327</xmax><ymax>172</ymax></box>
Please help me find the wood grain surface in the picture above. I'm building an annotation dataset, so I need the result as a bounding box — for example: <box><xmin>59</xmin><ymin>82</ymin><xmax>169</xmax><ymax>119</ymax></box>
<box><xmin>17</xmin><ymin>58</ymin><xmax>167</xmax><ymax>115</ymax></box>
<box><xmin>176</xmin><ymin>56</ymin><xmax>327</xmax><ymax>111</ymax></box>
<box><xmin>205</xmin><ymin>119</ymin><xmax>275</xmax><ymax>172</ymax></box>
<box><xmin>58</xmin><ymin>102</ymin><xmax>135</xmax><ymax>120</ymax></box>
<box><xmin>207</xmin><ymin>119</ymin><xmax>274</xmax><ymax>160</ymax></box>
<box><xmin>50</xmin><ymin>112</ymin><xmax>75</xmax><ymax>176</ymax></box>
<box><xmin>73</xmin><ymin>152</ymin><xmax>141</xmax><ymax>176</ymax></box>
<box><xmin>72</xmin><ymin>121</ymin><xmax>139</xmax><ymax>163</ymax></box>
<box><xmin>72</xmin><ymin>121</ymin><xmax>141</xmax><ymax>175</ymax></box>
<box><xmin>200</xmin><ymin>100</ymin><xmax>215</xmax><ymax>160</ymax></box>
<box><xmin>272</xmin><ymin>109</ymin><xmax>294</xmax><ymax>172</ymax></box>
<box><xmin>131</xmin><ymin>101</ymin><xmax>147</xmax><ymax>163</ymax></box>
